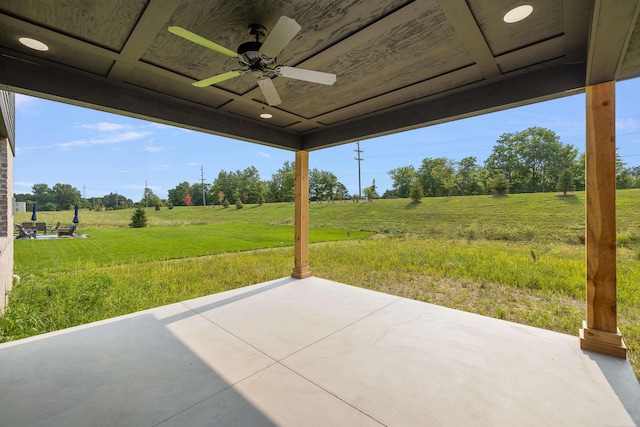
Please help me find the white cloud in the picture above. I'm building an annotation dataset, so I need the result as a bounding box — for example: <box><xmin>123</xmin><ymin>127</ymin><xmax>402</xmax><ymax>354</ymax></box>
<box><xmin>77</xmin><ymin>122</ymin><xmax>132</xmax><ymax>132</ymax></box>
<box><xmin>143</xmin><ymin>144</ymin><xmax>165</xmax><ymax>153</ymax></box>
<box><xmin>54</xmin><ymin>131</ymin><xmax>153</xmax><ymax>150</ymax></box>
<box><xmin>13</xmin><ymin>181</ymin><xmax>34</xmax><ymax>191</ymax></box>
<box><xmin>256</xmin><ymin>151</ymin><xmax>273</xmax><ymax>160</ymax></box>
<box><xmin>186</xmin><ymin>162</ymin><xmax>200</xmax><ymax>166</ymax></box>
<box><xmin>148</xmin><ymin>164</ymin><xmax>173</xmax><ymax>172</ymax></box>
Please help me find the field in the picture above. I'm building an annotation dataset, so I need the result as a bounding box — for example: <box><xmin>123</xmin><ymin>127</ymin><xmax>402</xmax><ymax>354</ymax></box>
<box><xmin>5</xmin><ymin>190</ymin><xmax>640</xmax><ymax>379</ymax></box>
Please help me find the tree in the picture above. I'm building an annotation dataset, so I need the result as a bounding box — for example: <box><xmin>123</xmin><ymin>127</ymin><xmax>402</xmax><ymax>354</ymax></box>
<box><xmin>364</xmin><ymin>179</ymin><xmax>379</xmax><ymax>202</ymax></box>
<box><xmin>129</xmin><ymin>207</ymin><xmax>147</xmax><ymax>228</ymax></box>
<box><xmin>456</xmin><ymin>157</ymin><xmax>480</xmax><ymax>196</ymax></box>
<box><xmin>334</xmin><ymin>182</ymin><xmax>350</xmax><ymax>202</ymax></box>
<box><xmin>168</xmin><ymin>181</ymin><xmax>192</xmax><ymax>206</ymax></box>
<box><xmin>51</xmin><ymin>183</ymin><xmax>81</xmax><ymax>210</ymax></box>
<box><xmin>409</xmin><ymin>180</ymin><xmax>424</xmax><ymax>202</ymax></box>
<box><xmin>556</xmin><ymin>168</ymin><xmax>575</xmax><ymax>195</ymax></box>
<box><xmin>417</xmin><ymin>157</ymin><xmax>453</xmax><ymax>197</ymax></box>
<box><xmin>31</xmin><ymin>183</ymin><xmax>53</xmax><ymax>207</ymax></box>
<box><xmin>485</xmin><ymin>127</ymin><xmax>577</xmax><ymax>193</ymax></box>
<box><xmin>309</xmin><ymin>169</ymin><xmax>339</xmax><ymax>202</ymax></box>
<box><xmin>267</xmin><ymin>161</ymin><xmax>295</xmax><ymax>202</ymax></box>
<box><xmin>184</xmin><ymin>193</ymin><xmax>192</xmax><ymax>206</ymax></box>
<box><xmin>190</xmin><ymin>183</ymin><xmax>210</xmax><ymax>206</ymax></box>
<box><xmin>432</xmin><ymin>158</ymin><xmax>457</xmax><ymax>196</ymax></box>
<box><xmin>101</xmin><ymin>193</ymin><xmax>132</xmax><ymax>209</ymax></box>
<box><xmin>616</xmin><ymin>152</ymin><xmax>634</xmax><ymax>189</ymax></box>
<box><xmin>389</xmin><ymin>166</ymin><xmax>416</xmax><ymax>198</ymax></box>
<box><xmin>218</xmin><ymin>190</ymin><xmax>225</xmax><ymax>205</ymax></box>
<box><xmin>141</xmin><ymin>187</ymin><xmax>162</xmax><ymax>208</ymax></box>
<box><xmin>484</xmin><ymin>136</ymin><xmax>520</xmax><ymax>191</ymax></box>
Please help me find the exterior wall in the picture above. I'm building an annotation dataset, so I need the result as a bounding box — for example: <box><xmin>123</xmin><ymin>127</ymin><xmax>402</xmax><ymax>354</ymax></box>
<box><xmin>0</xmin><ymin>137</ymin><xmax>13</xmax><ymax>313</ymax></box>
<box><xmin>0</xmin><ymin>90</ymin><xmax>15</xmax><ymax>314</ymax></box>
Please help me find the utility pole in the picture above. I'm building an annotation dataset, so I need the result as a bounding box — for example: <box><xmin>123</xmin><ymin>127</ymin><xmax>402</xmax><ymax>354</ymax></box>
<box><xmin>200</xmin><ymin>166</ymin><xmax>207</xmax><ymax>207</ymax></box>
<box><xmin>145</xmin><ymin>180</ymin><xmax>148</xmax><ymax>208</ymax></box>
<box><xmin>354</xmin><ymin>141</ymin><xmax>364</xmax><ymax>199</ymax></box>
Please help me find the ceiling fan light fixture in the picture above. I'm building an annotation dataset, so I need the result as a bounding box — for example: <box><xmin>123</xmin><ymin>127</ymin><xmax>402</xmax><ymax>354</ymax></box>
<box><xmin>503</xmin><ymin>5</ymin><xmax>533</xmax><ymax>23</ymax></box>
<box><xmin>19</xmin><ymin>37</ymin><xmax>49</xmax><ymax>51</ymax></box>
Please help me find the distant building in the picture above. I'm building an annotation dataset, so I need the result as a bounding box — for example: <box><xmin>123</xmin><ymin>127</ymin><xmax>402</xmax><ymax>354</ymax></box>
<box><xmin>15</xmin><ymin>200</ymin><xmax>26</xmax><ymax>213</ymax></box>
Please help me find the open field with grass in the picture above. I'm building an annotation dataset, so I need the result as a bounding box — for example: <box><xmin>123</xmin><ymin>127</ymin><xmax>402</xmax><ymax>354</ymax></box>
<box><xmin>6</xmin><ymin>189</ymin><xmax>640</xmax><ymax>379</ymax></box>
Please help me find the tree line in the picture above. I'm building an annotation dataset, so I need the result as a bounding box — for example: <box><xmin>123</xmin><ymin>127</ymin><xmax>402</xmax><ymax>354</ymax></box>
<box><xmin>166</xmin><ymin>162</ymin><xmax>351</xmax><ymax>206</ymax></box>
<box><xmin>14</xmin><ymin>184</ymin><xmax>135</xmax><ymax>211</ymax></box>
<box><xmin>386</xmin><ymin>127</ymin><xmax>640</xmax><ymax>199</ymax></box>
<box><xmin>15</xmin><ymin>127</ymin><xmax>640</xmax><ymax>210</ymax></box>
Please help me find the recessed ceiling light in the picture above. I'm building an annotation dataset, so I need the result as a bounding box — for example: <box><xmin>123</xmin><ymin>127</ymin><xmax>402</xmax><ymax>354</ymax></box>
<box><xmin>19</xmin><ymin>37</ymin><xmax>49</xmax><ymax>51</ymax></box>
<box><xmin>260</xmin><ymin>113</ymin><xmax>273</xmax><ymax>119</ymax></box>
<box><xmin>503</xmin><ymin>5</ymin><xmax>533</xmax><ymax>23</ymax></box>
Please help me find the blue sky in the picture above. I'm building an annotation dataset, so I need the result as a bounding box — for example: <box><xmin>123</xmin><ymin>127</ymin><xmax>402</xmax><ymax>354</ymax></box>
<box><xmin>14</xmin><ymin>79</ymin><xmax>640</xmax><ymax>202</ymax></box>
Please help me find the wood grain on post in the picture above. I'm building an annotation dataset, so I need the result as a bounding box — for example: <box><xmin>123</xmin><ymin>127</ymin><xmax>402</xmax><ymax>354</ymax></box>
<box><xmin>292</xmin><ymin>150</ymin><xmax>311</xmax><ymax>279</ymax></box>
<box><xmin>580</xmin><ymin>81</ymin><xmax>626</xmax><ymax>358</ymax></box>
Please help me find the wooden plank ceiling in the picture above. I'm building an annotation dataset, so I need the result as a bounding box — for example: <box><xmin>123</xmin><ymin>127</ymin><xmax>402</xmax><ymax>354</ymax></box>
<box><xmin>0</xmin><ymin>0</ymin><xmax>639</xmax><ymax>151</ymax></box>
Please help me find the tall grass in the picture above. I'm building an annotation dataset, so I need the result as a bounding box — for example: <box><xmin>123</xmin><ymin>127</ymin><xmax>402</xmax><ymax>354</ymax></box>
<box><xmin>7</xmin><ymin>190</ymin><xmax>640</xmax><ymax>379</ymax></box>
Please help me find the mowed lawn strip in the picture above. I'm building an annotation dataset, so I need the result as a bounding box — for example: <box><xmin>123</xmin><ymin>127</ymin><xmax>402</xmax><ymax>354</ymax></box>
<box><xmin>14</xmin><ymin>223</ymin><xmax>372</xmax><ymax>273</ymax></box>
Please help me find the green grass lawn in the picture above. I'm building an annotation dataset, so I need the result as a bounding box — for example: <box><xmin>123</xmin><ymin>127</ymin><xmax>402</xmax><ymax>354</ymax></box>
<box><xmin>7</xmin><ymin>190</ymin><xmax>640</xmax><ymax>379</ymax></box>
<box><xmin>14</xmin><ymin>223</ymin><xmax>371</xmax><ymax>273</ymax></box>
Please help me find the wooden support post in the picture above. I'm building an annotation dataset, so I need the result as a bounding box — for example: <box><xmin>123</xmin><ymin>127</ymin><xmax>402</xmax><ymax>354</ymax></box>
<box><xmin>292</xmin><ymin>150</ymin><xmax>311</xmax><ymax>279</ymax></box>
<box><xmin>580</xmin><ymin>81</ymin><xmax>626</xmax><ymax>359</ymax></box>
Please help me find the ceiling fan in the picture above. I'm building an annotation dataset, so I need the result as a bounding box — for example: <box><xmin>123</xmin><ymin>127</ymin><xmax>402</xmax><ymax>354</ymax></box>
<box><xmin>168</xmin><ymin>16</ymin><xmax>337</xmax><ymax>106</ymax></box>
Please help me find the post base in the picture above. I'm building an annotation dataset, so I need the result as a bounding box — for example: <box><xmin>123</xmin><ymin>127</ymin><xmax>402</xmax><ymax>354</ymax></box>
<box><xmin>291</xmin><ymin>266</ymin><xmax>312</xmax><ymax>279</ymax></box>
<box><xmin>579</xmin><ymin>320</ymin><xmax>627</xmax><ymax>359</ymax></box>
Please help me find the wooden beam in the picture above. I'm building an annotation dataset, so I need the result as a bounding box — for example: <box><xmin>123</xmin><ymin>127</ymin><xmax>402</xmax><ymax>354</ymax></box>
<box><xmin>303</xmin><ymin>63</ymin><xmax>585</xmax><ymax>150</ymax></box>
<box><xmin>438</xmin><ymin>0</ymin><xmax>501</xmax><ymax>79</ymax></box>
<box><xmin>580</xmin><ymin>81</ymin><xmax>626</xmax><ymax>359</ymax></box>
<box><xmin>0</xmin><ymin>49</ymin><xmax>301</xmax><ymax>150</ymax></box>
<box><xmin>586</xmin><ymin>0</ymin><xmax>640</xmax><ymax>85</ymax></box>
<box><xmin>108</xmin><ymin>0</ymin><xmax>183</xmax><ymax>81</ymax></box>
<box><xmin>292</xmin><ymin>150</ymin><xmax>311</xmax><ymax>279</ymax></box>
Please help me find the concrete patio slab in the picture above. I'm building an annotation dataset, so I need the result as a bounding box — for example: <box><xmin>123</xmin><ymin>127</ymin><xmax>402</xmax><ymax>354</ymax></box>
<box><xmin>0</xmin><ymin>276</ymin><xmax>638</xmax><ymax>426</ymax></box>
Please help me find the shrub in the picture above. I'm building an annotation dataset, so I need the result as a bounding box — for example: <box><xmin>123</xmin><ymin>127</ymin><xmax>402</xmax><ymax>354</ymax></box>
<box><xmin>166</xmin><ymin>202</ymin><xmax>174</xmax><ymax>210</ymax></box>
<box><xmin>556</xmin><ymin>168</ymin><xmax>575</xmax><ymax>195</ymax></box>
<box><xmin>409</xmin><ymin>181</ymin><xmax>424</xmax><ymax>202</ymax></box>
<box><xmin>129</xmin><ymin>207</ymin><xmax>147</xmax><ymax>228</ymax></box>
<box><xmin>235</xmin><ymin>199</ymin><xmax>244</xmax><ymax>209</ymax></box>
<box><xmin>489</xmin><ymin>175</ymin><xmax>509</xmax><ymax>196</ymax></box>
<box><xmin>223</xmin><ymin>199</ymin><xmax>230</xmax><ymax>208</ymax></box>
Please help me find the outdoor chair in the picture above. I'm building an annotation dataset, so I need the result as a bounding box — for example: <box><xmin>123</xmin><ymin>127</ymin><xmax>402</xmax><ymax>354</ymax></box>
<box><xmin>14</xmin><ymin>224</ymin><xmax>35</xmax><ymax>239</ymax></box>
<box><xmin>48</xmin><ymin>222</ymin><xmax>61</xmax><ymax>234</ymax></box>
<box><xmin>58</xmin><ymin>224</ymin><xmax>76</xmax><ymax>238</ymax></box>
<box><xmin>35</xmin><ymin>222</ymin><xmax>47</xmax><ymax>234</ymax></box>
<box><xmin>21</xmin><ymin>222</ymin><xmax>34</xmax><ymax>232</ymax></box>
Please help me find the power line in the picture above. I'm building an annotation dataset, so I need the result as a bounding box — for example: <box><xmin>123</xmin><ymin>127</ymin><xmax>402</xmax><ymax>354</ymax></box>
<box><xmin>354</xmin><ymin>141</ymin><xmax>364</xmax><ymax>198</ymax></box>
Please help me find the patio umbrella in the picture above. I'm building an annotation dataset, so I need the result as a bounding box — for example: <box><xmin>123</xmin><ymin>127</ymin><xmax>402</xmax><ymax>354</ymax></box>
<box><xmin>72</xmin><ymin>205</ymin><xmax>79</xmax><ymax>224</ymax></box>
<box><xmin>31</xmin><ymin>203</ymin><xmax>37</xmax><ymax>221</ymax></box>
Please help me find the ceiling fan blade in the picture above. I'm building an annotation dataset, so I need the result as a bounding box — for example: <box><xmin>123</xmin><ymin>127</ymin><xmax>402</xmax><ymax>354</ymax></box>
<box><xmin>193</xmin><ymin>71</ymin><xmax>242</xmax><ymax>87</ymax></box>
<box><xmin>276</xmin><ymin>66</ymin><xmax>337</xmax><ymax>85</ymax></box>
<box><xmin>257</xmin><ymin>77</ymin><xmax>282</xmax><ymax>106</ymax></box>
<box><xmin>259</xmin><ymin>16</ymin><xmax>301</xmax><ymax>58</ymax></box>
<box><xmin>168</xmin><ymin>26</ymin><xmax>238</xmax><ymax>58</ymax></box>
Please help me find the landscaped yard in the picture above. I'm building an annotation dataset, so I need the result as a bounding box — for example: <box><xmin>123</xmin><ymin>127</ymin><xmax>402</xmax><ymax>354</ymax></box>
<box><xmin>5</xmin><ymin>190</ymin><xmax>640</xmax><ymax>379</ymax></box>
